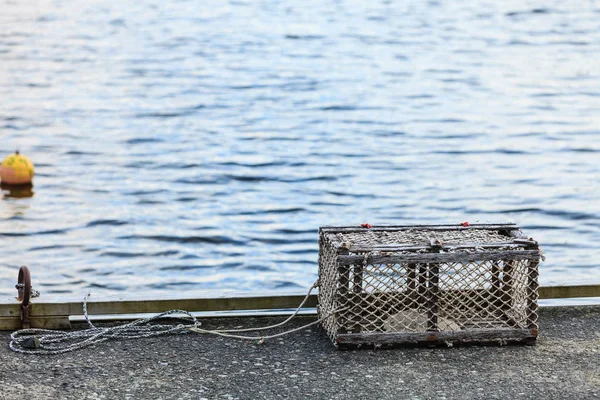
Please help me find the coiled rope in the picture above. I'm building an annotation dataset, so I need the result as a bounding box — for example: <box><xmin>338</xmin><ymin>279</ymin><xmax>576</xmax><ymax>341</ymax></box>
<box><xmin>10</xmin><ymin>280</ymin><xmax>335</xmax><ymax>355</ymax></box>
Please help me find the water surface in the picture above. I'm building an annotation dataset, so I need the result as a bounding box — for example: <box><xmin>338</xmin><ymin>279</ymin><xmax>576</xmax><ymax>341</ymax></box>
<box><xmin>1</xmin><ymin>0</ymin><xmax>599</xmax><ymax>297</ymax></box>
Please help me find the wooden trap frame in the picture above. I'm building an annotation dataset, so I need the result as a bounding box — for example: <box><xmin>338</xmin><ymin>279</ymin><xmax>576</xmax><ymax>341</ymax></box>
<box><xmin>318</xmin><ymin>224</ymin><xmax>542</xmax><ymax>348</ymax></box>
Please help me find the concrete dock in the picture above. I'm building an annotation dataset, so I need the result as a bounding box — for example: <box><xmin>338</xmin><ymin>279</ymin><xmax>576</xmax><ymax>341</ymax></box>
<box><xmin>1</xmin><ymin>305</ymin><xmax>599</xmax><ymax>400</ymax></box>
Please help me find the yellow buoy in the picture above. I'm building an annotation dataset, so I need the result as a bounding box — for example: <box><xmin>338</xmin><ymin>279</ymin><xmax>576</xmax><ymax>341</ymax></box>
<box><xmin>0</xmin><ymin>151</ymin><xmax>35</xmax><ymax>185</ymax></box>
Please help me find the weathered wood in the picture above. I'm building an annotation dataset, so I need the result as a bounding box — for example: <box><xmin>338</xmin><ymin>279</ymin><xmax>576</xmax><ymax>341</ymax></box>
<box><xmin>491</xmin><ymin>261</ymin><xmax>501</xmax><ymax>307</ymax></box>
<box><xmin>347</xmin><ymin>241</ymin><xmax>530</xmax><ymax>253</ymax></box>
<box><xmin>407</xmin><ymin>263</ymin><xmax>417</xmax><ymax>302</ymax></box>
<box><xmin>538</xmin><ymin>284</ymin><xmax>600</xmax><ymax>299</ymax></box>
<box><xmin>336</xmin><ymin>328</ymin><xmax>537</xmax><ymax>345</ymax></box>
<box><xmin>0</xmin><ymin>315</ymin><xmax>70</xmax><ymax>330</ymax></box>
<box><xmin>351</xmin><ymin>263</ymin><xmax>363</xmax><ymax>333</ymax></box>
<box><xmin>418</xmin><ymin>264</ymin><xmax>427</xmax><ymax>306</ymax></box>
<box><xmin>0</xmin><ymin>283</ymin><xmax>598</xmax><ymax>320</ymax></box>
<box><xmin>337</xmin><ymin>246</ymin><xmax>350</xmax><ymax>334</ymax></box>
<box><xmin>0</xmin><ymin>284</ymin><xmax>599</xmax><ymax>331</ymax></box>
<box><xmin>0</xmin><ymin>293</ymin><xmax>320</xmax><ymax>318</ymax></box>
<box><xmin>527</xmin><ymin>260</ymin><xmax>540</xmax><ymax>329</ymax></box>
<box><xmin>428</xmin><ymin>264</ymin><xmax>440</xmax><ymax>331</ymax></box>
<box><xmin>320</xmin><ymin>224</ymin><xmax>519</xmax><ymax>234</ymax></box>
<box><xmin>501</xmin><ymin>260</ymin><xmax>515</xmax><ymax>311</ymax></box>
<box><xmin>513</xmin><ymin>238</ymin><xmax>539</xmax><ymax>247</ymax></box>
<box><xmin>337</xmin><ymin>250</ymin><xmax>541</xmax><ymax>265</ymax></box>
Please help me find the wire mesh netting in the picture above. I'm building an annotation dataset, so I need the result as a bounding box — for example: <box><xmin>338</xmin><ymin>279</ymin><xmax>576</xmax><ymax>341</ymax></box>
<box><xmin>317</xmin><ymin>225</ymin><xmax>541</xmax><ymax>347</ymax></box>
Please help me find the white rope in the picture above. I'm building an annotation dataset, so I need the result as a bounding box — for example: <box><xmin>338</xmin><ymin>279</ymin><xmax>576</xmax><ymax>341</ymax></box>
<box><xmin>10</xmin><ymin>309</ymin><xmax>198</xmax><ymax>355</ymax></box>
<box><xmin>189</xmin><ymin>309</ymin><xmax>340</xmax><ymax>343</ymax></box>
<box><xmin>9</xmin><ymin>280</ymin><xmax>334</xmax><ymax>355</ymax></box>
<box><xmin>208</xmin><ymin>280</ymin><xmax>319</xmax><ymax>334</ymax></box>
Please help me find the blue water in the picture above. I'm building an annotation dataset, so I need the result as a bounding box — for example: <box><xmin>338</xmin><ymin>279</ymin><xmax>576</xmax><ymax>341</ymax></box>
<box><xmin>0</xmin><ymin>0</ymin><xmax>599</xmax><ymax>297</ymax></box>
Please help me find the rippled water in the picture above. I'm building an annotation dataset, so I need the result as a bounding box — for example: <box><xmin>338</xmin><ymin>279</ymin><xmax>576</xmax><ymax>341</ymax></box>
<box><xmin>1</xmin><ymin>0</ymin><xmax>599</xmax><ymax>297</ymax></box>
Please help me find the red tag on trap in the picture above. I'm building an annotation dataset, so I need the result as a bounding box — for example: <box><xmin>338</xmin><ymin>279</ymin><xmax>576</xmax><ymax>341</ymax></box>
<box><xmin>461</xmin><ymin>222</ymin><xmax>469</xmax><ymax>227</ymax></box>
<box><xmin>361</xmin><ymin>223</ymin><xmax>372</xmax><ymax>229</ymax></box>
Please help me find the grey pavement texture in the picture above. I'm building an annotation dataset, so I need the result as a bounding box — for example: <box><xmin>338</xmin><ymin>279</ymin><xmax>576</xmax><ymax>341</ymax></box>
<box><xmin>0</xmin><ymin>306</ymin><xmax>599</xmax><ymax>400</ymax></box>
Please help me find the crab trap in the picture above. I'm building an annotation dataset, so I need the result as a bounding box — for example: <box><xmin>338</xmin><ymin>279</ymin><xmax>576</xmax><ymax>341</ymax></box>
<box><xmin>318</xmin><ymin>224</ymin><xmax>542</xmax><ymax>348</ymax></box>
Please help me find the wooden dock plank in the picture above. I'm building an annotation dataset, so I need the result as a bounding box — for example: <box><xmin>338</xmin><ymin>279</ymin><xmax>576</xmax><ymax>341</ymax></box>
<box><xmin>0</xmin><ymin>285</ymin><xmax>598</xmax><ymax>330</ymax></box>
